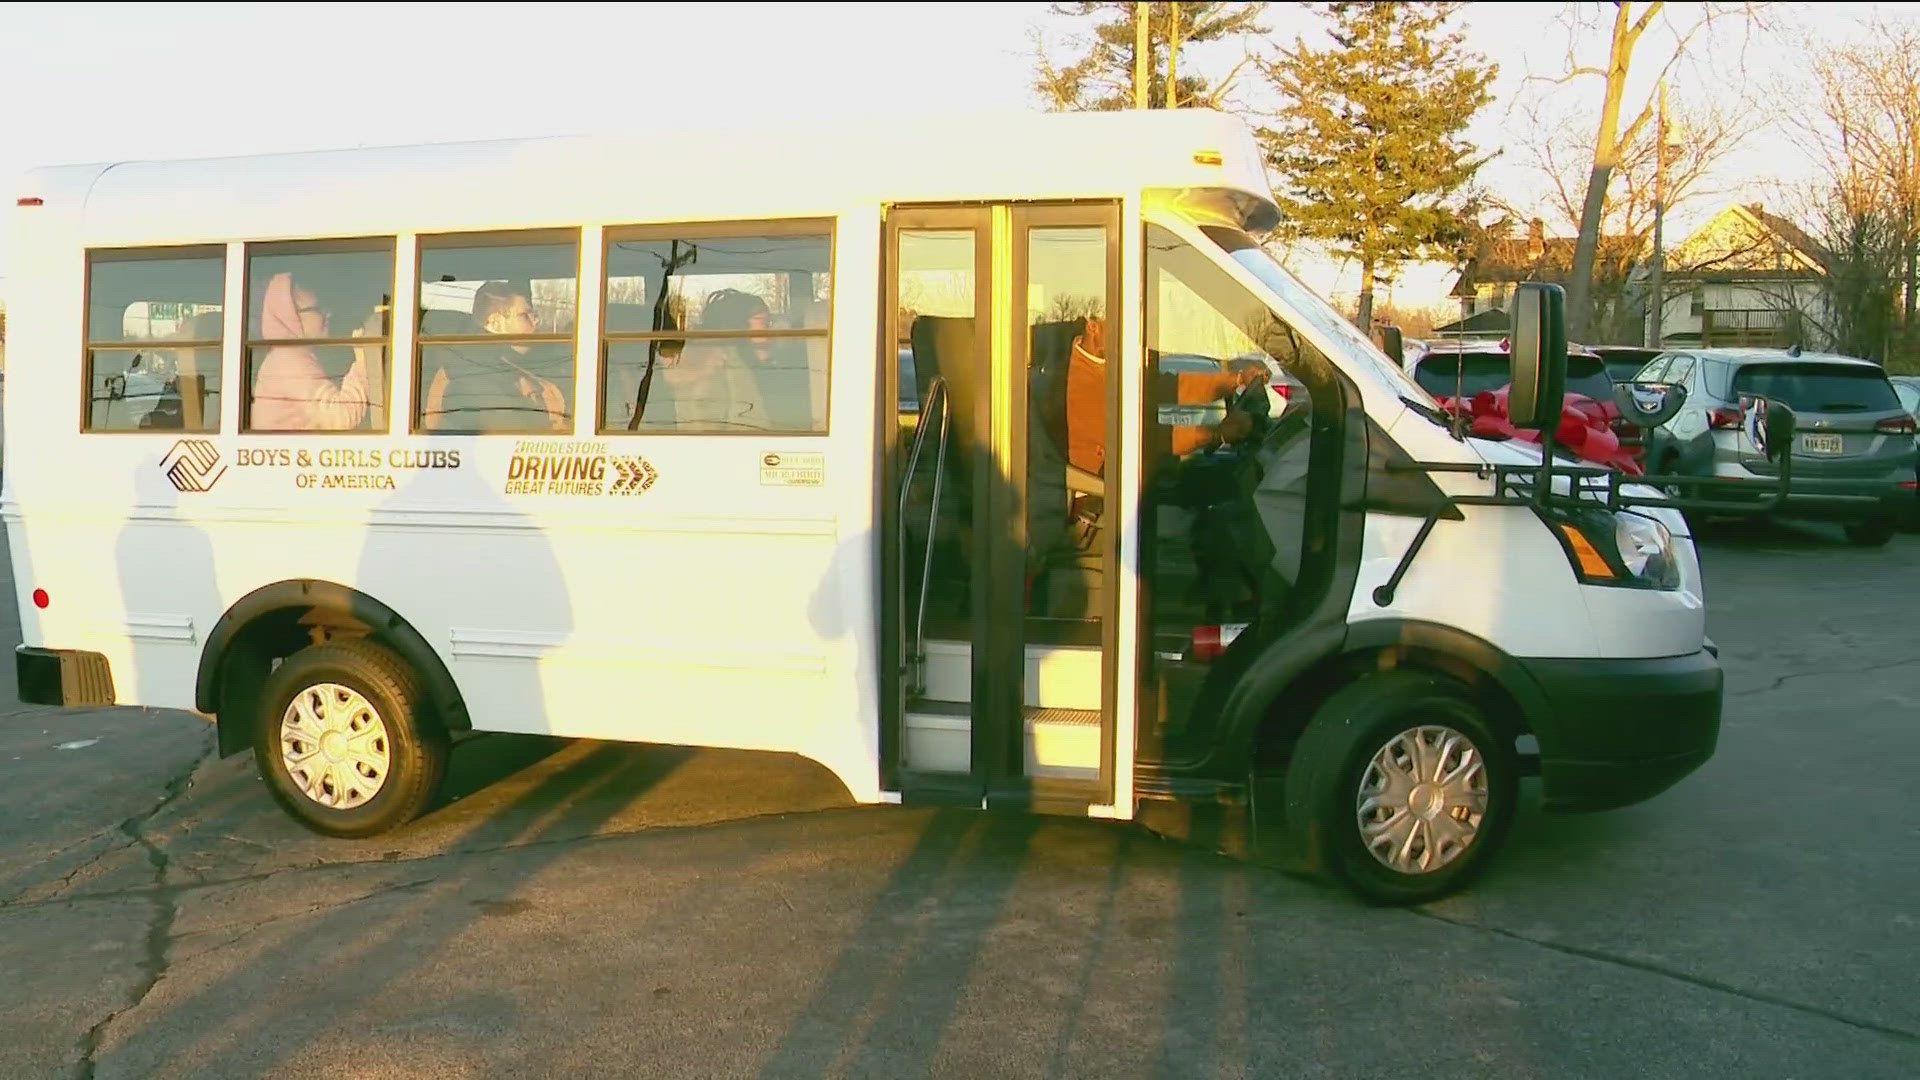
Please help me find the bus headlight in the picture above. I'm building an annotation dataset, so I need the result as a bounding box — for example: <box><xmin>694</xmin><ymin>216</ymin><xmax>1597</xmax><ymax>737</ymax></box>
<box><xmin>1550</xmin><ymin>509</ymin><xmax>1680</xmax><ymax>590</ymax></box>
<box><xmin>1615</xmin><ymin>513</ymin><xmax>1678</xmax><ymax>585</ymax></box>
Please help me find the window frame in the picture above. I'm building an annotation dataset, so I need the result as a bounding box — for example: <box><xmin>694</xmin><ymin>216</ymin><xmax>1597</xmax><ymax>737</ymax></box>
<box><xmin>240</xmin><ymin>235</ymin><xmax>398</xmax><ymax>436</ymax></box>
<box><xmin>411</xmin><ymin>227</ymin><xmax>583</xmax><ymax>436</ymax></box>
<box><xmin>81</xmin><ymin>243</ymin><xmax>228</xmax><ymax>435</ymax></box>
<box><xmin>597</xmin><ymin>217</ymin><xmax>836</xmax><ymax>437</ymax></box>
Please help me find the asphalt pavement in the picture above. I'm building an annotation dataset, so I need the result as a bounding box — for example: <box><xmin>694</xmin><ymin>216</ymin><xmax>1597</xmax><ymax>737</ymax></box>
<box><xmin>0</xmin><ymin>519</ymin><xmax>1915</xmax><ymax>1079</ymax></box>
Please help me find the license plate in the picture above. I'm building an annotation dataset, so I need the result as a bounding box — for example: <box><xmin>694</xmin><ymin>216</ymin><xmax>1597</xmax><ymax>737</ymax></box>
<box><xmin>1801</xmin><ymin>433</ymin><xmax>1844</xmax><ymax>454</ymax></box>
<box><xmin>1158</xmin><ymin>404</ymin><xmax>1222</xmax><ymax>426</ymax></box>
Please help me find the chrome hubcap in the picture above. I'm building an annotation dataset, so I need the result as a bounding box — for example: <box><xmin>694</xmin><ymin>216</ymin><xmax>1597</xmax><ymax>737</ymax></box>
<box><xmin>280</xmin><ymin>682</ymin><xmax>390</xmax><ymax>810</ymax></box>
<box><xmin>1357</xmin><ymin>724</ymin><xmax>1488</xmax><ymax>874</ymax></box>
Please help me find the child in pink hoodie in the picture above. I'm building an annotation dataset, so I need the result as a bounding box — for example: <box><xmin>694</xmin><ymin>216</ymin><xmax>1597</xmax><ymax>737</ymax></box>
<box><xmin>249</xmin><ymin>271</ymin><xmax>383</xmax><ymax>431</ymax></box>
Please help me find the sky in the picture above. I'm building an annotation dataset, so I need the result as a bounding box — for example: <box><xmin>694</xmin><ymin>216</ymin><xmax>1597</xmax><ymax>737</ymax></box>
<box><xmin>0</xmin><ymin>1</ymin><xmax>1904</xmax><ymax>310</ymax></box>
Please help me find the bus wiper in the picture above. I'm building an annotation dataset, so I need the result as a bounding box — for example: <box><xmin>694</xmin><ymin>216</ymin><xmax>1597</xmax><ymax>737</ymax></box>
<box><xmin>1400</xmin><ymin>395</ymin><xmax>1456</xmax><ymax>432</ymax></box>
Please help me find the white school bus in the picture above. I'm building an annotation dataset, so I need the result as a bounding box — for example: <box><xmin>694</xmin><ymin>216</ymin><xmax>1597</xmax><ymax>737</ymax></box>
<box><xmin>4</xmin><ymin>109</ymin><xmax>1764</xmax><ymax>904</ymax></box>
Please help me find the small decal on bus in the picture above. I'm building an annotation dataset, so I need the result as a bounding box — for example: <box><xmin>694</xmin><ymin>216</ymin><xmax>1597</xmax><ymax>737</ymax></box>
<box><xmin>760</xmin><ymin>452</ymin><xmax>825</xmax><ymax>487</ymax></box>
<box><xmin>505</xmin><ymin>440</ymin><xmax>656</xmax><ymax>497</ymax></box>
<box><xmin>160</xmin><ymin>439</ymin><xmax>226</xmax><ymax>493</ymax></box>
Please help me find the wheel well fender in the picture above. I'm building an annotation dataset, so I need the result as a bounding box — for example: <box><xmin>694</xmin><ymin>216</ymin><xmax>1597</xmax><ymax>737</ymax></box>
<box><xmin>196</xmin><ymin>580</ymin><xmax>468</xmax><ymax>756</ymax></box>
<box><xmin>1245</xmin><ymin>619</ymin><xmax>1550</xmax><ymax>769</ymax></box>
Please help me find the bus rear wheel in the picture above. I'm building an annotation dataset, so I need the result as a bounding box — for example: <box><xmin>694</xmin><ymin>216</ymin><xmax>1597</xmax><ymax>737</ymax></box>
<box><xmin>1284</xmin><ymin>671</ymin><xmax>1516</xmax><ymax>905</ymax></box>
<box><xmin>253</xmin><ymin>639</ymin><xmax>448</xmax><ymax>838</ymax></box>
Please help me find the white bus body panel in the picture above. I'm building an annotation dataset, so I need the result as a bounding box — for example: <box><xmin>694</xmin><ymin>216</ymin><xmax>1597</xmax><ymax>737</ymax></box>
<box><xmin>1347</xmin><ymin>424</ymin><xmax>1709</xmax><ymax>662</ymax></box>
<box><xmin>3</xmin><ymin>108</ymin><xmax>1716</xmax><ymax>816</ymax></box>
<box><xmin>7</xmin><ymin>111</ymin><xmax>1277</xmax><ymax>808</ymax></box>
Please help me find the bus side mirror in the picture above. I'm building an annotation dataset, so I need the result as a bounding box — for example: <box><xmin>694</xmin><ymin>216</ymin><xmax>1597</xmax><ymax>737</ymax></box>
<box><xmin>1508</xmin><ymin>282</ymin><xmax>1567</xmax><ymax>430</ymax></box>
<box><xmin>1375</xmin><ymin>325</ymin><xmax>1404</xmax><ymax>364</ymax></box>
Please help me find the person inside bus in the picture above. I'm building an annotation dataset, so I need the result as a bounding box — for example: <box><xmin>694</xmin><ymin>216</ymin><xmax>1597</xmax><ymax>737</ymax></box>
<box><xmin>686</xmin><ymin>287</ymin><xmax>814</xmax><ymax>431</ymax></box>
<box><xmin>606</xmin><ymin>312</ymin><xmax>689</xmax><ymax>429</ymax></box>
<box><xmin>145</xmin><ymin>309</ymin><xmax>225</xmax><ymax>430</ymax></box>
<box><xmin>420</xmin><ymin>280</ymin><xmax>568</xmax><ymax>433</ymax></box>
<box><xmin>250</xmin><ymin>271</ymin><xmax>383</xmax><ymax>431</ymax></box>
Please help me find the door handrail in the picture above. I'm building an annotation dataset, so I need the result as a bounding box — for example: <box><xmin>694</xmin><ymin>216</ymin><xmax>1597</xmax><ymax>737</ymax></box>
<box><xmin>897</xmin><ymin>376</ymin><xmax>950</xmax><ymax>694</ymax></box>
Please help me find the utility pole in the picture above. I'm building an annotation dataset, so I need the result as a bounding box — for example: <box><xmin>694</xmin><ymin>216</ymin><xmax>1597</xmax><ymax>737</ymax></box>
<box><xmin>1134</xmin><ymin>2</ymin><xmax>1150</xmax><ymax>108</ymax></box>
<box><xmin>1646</xmin><ymin>79</ymin><xmax>1668</xmax><ymax>349</ymax></box>
<box><xmin>1168</xmin><ymin>4</ymin><xmax>1183</xmax><ymax>108</ymax></box>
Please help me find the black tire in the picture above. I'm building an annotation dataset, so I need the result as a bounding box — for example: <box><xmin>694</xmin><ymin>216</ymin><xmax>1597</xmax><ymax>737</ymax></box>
<box><xmin>252</xmin><ymin>638</ymin><xmax>448</xmax><ymax>838</ymax></box>
<box><xmin>1283</xmin><ymin>671</ymin><xmax>1517</xmax><ymax>906</ymax></box>
<box><xmin>1844</xmin><ymin>518</ymin><xmax>1896</xmax><ymax>547</ymax></box>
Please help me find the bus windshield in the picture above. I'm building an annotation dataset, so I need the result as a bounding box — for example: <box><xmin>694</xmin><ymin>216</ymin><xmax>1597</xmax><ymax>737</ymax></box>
<box><xmin>1197</xmin><ymin>224</ymin><xmax>1438</xmax><ymax>407</ymax></box>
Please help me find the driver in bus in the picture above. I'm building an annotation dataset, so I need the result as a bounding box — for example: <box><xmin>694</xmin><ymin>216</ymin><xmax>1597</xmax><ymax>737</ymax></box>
<box><xmin>1165</xmin><ymin>355</ymin><xmax>1272</xmax><ymax>458</ymax></box>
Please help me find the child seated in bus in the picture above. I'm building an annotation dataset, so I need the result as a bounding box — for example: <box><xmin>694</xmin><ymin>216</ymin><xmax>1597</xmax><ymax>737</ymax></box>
<box><xmin>250</xmin><ymin>272</ymin><xmax>383</xmax><ymax>431</ymax></box>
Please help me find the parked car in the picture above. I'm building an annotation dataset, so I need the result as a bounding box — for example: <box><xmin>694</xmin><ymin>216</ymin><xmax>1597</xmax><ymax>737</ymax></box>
<box><xmin>1890</xmin><ymin>374</ymin><xmax>1920</xmax><ymax>529</ymax></box>
<box><xmin>1637</xmin><ymin>348</ymin><xmax>1917</xmax><ymax>545</ymax></box>
<box><xmin>1403</xmin><ymin>339</ymin><xmax>1644</xmax><ymax>468</ymax></box>
<box><xmin>1586</xmin><ymin>345</ymin><xmax>1665</xmax><ymax>386</ymax></box>
<box><xmin>1404</xmin><ymin>339</ymin><xmax>1614</xmax><ymax>405</ymax></box>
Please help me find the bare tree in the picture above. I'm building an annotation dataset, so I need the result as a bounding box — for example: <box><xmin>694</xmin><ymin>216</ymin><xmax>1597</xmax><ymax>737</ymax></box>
<box><xmin>1495</xmin><ymin>94</ymin><xmax>1751</xmax><ymax>342</ymax></box>
<box><xmin>1785</xmin><ymin>15</ymin><xmax>1920</xmax><ymax>343</ymax></box>
<box><xmin>1542</xmin><ymin>1</ymin><xmax>1772</xmax><ymax>339</ymax></box>
<box><xmin>1750</xmin><ymin>15</ymin><xmax>1920</xmax><ymax>362</ymax></box>
<box><xmin>1742</xmin><ymin>184</ymin><xmax>1900</xmax><ymax>359</ymax></box>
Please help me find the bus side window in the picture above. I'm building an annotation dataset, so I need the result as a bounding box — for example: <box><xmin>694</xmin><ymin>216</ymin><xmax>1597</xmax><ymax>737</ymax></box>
<box><xmin>84</xmin><ymin>248</ymin><xmax>226</xmax><ymax>433</ymax></box>
<box><xmin>600</xmin><ymin>227</ymin><xmax>832</xmax><ymax>435</ymax></box>
<box><xmin>415</xmin><ymin>231</ymin><xmax>579</xmax><ymax>435</ymax></box>
<box><xmin>244</xmin><ymin>239</ymin><xmax>395</xmax><ymax>433</ymax></box>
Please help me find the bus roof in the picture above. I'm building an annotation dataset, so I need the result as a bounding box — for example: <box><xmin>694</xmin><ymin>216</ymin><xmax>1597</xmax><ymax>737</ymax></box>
<box><xmin>14</xmin><ymin>108</ymin><xmax>1279</xmax><ymax>249</ymax></box>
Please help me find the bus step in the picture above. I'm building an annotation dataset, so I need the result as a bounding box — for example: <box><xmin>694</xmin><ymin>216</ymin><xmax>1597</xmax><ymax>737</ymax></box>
<box><xmin>904</xmin><ymin>702</ymin><xmax>970</xmax><ymax>774</ymax></box>
<box><xmin>921</xmin><ymin>639</ymin><xmax>1103</xmax><ymax>710</ymax></box>
<box><xmin>1025</xmin><ymin>707</ymin><xmax>1100</xmax><ymax>779</ymax></box>
<box><xmin>901</xmin><ymin>703</ymin><xmax>1102</xmax><ymax>779</ymax></box>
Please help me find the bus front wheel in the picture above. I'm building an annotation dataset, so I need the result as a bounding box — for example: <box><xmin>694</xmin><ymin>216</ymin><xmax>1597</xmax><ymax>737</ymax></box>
<box><xmin>253</xmin><ymin>638</ymin><xmax>449</xmax><ymax>838</ymax></box>
<box><xmin>1284</xmin><ymin>671</ymin><xmax>1516</xmax><ymax>905</ymax></box>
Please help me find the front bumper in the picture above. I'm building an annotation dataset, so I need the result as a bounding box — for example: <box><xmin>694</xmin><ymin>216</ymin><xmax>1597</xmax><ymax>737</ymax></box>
<box><xmin>16</xmin><ymin>646</ymin><xmax>117</xmax><ymax>708</ymax></box>
<box><xmin>1518</xmin><ymin>648</ymin><xmax>1722</xmax><ymax>812</ymax></box>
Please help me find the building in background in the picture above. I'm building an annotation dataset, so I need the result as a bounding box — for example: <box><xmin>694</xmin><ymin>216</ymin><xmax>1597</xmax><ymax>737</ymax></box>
<box><xmin>1437</xmin><ymin>205</ymin><xmax>1836</xmax><ymax>350</ymax></box>
<box><xmin>1442</xmin><ymin>218</ymin><xmax>1575</xmax><ymax>338</ymax></box>
<box><xmin>1653</xmin><ymin>203</ymin><xmax>1830</xmax><ymax>349</ymax></box>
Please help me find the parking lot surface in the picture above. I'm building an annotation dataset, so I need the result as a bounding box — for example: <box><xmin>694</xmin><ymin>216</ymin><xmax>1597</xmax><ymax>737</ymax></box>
<box><xmin>1</xmin><ymin>520</ymin><xmax>1915</xmax><ymax>1079</ymax></box>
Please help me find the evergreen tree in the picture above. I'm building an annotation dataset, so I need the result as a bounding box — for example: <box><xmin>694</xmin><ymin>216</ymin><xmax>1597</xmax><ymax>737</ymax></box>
<box><xmin>1034</xmin><ymin>2</ymin><xmax>1268</xmax><ymax>111</ymax></box>
<box><xmin>1259</xmin><ymin>2</ymin><xmax>1495</xmax><ymax>331</ymax></box>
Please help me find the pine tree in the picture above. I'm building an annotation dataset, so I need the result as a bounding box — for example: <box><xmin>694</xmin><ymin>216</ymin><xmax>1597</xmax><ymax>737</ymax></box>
<box><xmin>1034</xmin><ymin>2</ymin><xmax>1268</xmax><ymax>111</ymax></box>
<box><xmin>1258</xmin><ymin>2</ymin><xmax>1495</xmax><ymax>331</ymax></box>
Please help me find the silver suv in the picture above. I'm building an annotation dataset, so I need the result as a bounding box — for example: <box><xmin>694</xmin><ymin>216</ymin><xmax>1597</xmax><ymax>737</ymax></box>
<box><xmin>1635</xmin><ymin>348</ymin><xmax>1917</xmax><ymax>545</ymax></box>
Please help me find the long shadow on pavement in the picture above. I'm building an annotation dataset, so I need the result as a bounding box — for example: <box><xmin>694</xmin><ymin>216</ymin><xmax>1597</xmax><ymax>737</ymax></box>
<box><xmin>94</xmin><ymin>738</ymin><xmax>688</xmax><ymax>1077</ymax></box>
<box><xmin>756</xmin><ymin>808</ymin><xmax>1041</xmax><ymax>1078</ymax></box>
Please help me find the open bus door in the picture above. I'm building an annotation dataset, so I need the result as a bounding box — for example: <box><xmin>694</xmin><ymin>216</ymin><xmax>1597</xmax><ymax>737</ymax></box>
<box><xmin>880</xmin><ymin>202</ymin><xmax>1129</xmax><ymax>815</ymax></box>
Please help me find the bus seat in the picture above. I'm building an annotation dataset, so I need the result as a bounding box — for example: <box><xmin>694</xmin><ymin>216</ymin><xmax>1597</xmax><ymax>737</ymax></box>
<box><xmin>908</xmin><ymin>315</ymin><xmax>981</xmax><ymax>467</ymax></box>
<box><xmin>798</xmin><ymin>297</ymin><xmax>830</xmax><ymax>330</ymax></box>
<box><xmin>605</xmin><ymin>302</ymin><xmax>677</xmax><ymax>335</ymax></box>
<box><xmin>1028</xmin><ymin>319</ymin><xmax>1081</xmax><ymax>452</ymax></box>
<box><xmin>419</xmin><ymin>308</ymin><xmax>477</xmax><ymax>336</ymax></box>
